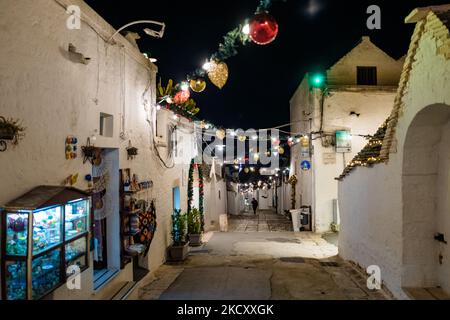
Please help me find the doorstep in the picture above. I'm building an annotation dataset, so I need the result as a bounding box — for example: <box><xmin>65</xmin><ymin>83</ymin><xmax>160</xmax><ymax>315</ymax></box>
<box><xmin>111</xmin><ymin>281</ymin><xmax>137</xmax><ymax>300</ymax></box>
<box><xmin>403</xmin><ymin>287</ymin><xmax>450</xmax><ymax>300</ymax></box>
<box><xmin>93</xmin><ymin>269</ymin><xmax>120</xmax><ymax>292</ymax></box>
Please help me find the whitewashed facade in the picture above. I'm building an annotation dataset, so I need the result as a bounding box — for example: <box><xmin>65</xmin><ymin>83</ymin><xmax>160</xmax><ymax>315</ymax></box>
<box><xmin>289</xmin><ymin>36</ymin><xmax>403</xmax><ymax>233</ymax></box>
<box><xmin>0</xmin><ymin>0</ymin><xmax>225</xmax><ymax>300</ymax></box>
<box><xmin>338</xmin><ymin>5</ymin><xmax>450</xmax><ymax>299</ymax></box>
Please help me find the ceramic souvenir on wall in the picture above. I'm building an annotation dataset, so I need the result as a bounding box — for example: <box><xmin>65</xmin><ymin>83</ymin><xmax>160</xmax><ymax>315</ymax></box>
<box><xmin>65</xmin><ymin>136</ymin><xmax>78</xmax><ymax>160</ymax></box>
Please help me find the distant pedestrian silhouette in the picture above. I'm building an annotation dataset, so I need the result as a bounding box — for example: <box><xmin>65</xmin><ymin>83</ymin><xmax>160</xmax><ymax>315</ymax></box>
<box><xmin>251</xmin><ymin>198</ymin><xmax>259</xmax><ymax>215</ymax></box>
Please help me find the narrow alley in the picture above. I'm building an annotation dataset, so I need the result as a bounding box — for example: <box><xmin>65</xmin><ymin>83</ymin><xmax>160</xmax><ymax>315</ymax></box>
<box><xmin>137</xmin><ymin>209</ymin><xmax>388</xmax><ymax>300</ymax></box>
<box><xmin>2</xmin><ymin>1</ymin><xmax>450</xmax><ymax>311</ymax></box>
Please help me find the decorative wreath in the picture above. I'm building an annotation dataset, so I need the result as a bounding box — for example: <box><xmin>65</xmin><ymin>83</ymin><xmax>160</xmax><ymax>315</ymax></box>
<box><xmin>134</xmin><ymin>200</ymin><xmax>157</xmax><ymax>256</ymax></box>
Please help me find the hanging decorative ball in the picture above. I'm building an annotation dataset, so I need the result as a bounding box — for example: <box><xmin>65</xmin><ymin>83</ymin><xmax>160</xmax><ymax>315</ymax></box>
<box><xmin>300</xmin><ymin>136</ymin><xmax>310</xmax><ymax>147</ymax></box>
<box><xmin>216</xmin><ymin>129</ymin><xmax>226</xmax><ymax>140</ymax></box>
<box><xmin>272</xmin><ymin>138</ymin><xmax>280</xmax><ymax>146</ymax></box>
<box><xmin>173</xmin><ymin>90</ymin><xmax>190</xmax><ymax>105</ymax></box>
<box><xmin>278</xmin><ymin>146</ymin><xmax>285</xmax><ymax>155</ymax></box>
<box><xmin>238</xmin><ymin>135</ymin><xmax>247</xmax><ymax>142</ymax></box>
<box><xmin>190</xmin><ymin>78</ymin><xmax>207</xmax><ymax>93</ymax></box>
<box><xmin>208</xmin><ymin>60</ymin><xmax>229</xmax><ymax>89</ymax></box>
<box><xmin>249</xmin><ymin>12</ymin><xmax>279</xmax><ymax>45</ymax></box>
<box><xmin>244</xmin><ymin>168</ymin><xmax>250</xmax><ymax>174</ymax></box>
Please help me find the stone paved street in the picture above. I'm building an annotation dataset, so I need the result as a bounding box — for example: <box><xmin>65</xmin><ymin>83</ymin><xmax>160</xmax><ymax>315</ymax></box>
<box><xmin>137</xmin><ymin>210</ymin><xmax>391</xmax><ymax>300</ymax></box>
<box><xmin>228</xmin><ymin>210</ymin><xmax>293</xmax><ymax>232</ymax></box>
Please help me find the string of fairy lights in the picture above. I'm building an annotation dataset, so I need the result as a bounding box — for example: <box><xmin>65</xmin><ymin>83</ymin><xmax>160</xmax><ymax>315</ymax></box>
<box><xmin>154</xmin><ymin>0</ymin><xmax>286</xmax><ymax>133</ymax></box>
<box><xmin>152</xmin><ymin>0</ymin><xmax>379</xmax><ymax>183</ymax></box>
<box><xmin>150</xmin><ymin>0</ymin><xmax>304</xmax><ymax>179</ymax></box>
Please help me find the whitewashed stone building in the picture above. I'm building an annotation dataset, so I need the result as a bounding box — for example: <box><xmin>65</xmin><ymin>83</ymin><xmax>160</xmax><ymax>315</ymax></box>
<box><xmin>338</xmin><ymin>5</ymin><xmax>450</xmax><ymax>299</ymax></box>
<box><xmin>289</xmin><ymin>36</ymin><xmax>404</xmax><ymax>233</ymax></box>
<box><xmin>0</xmin><ymin>0</ymin><xmax>225</xmax><ymax>300</ymax></box>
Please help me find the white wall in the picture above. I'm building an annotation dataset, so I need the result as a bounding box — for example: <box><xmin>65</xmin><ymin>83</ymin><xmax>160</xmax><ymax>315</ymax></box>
<box><xmin>0</xmin><ymin>0</ymin><xmax>191</xmax><ymax>300</ymax></box>
<box><xmin>338</xmin><ymin>162</ymin><xmax>404</xmax><ymax>298</ymax></box>
<box><xmin>204</xmin><ymin>178</ymin><xmax>227</xmax><ymax>231</ymax></box>
<box><xmin>291</xmin><ymin>87</ymin><xmax>396</xmax><ymax>232</ymax></box>
<box><xmin>313</xmin><ymin>90</ymin><xmax>397</xmax><ymax>232</ymax></box>
<box><xmin>435</xmin><ymin>120</ymin><xmax>450</xmax><ymax>292</ymax></box>
<box><xmin>258</xmin><ymin>188</ymin><xmax>270</xmax><ymax>210</ymax></box>
<box><xmin>338</xmin><ymin>22</ymin><xmax>450</xmax><ymax>298</ymax></box>
<box><xmin>290</xmin><ymin>37</ymin><xmax>401</xmax><ymax>232</ymax></box>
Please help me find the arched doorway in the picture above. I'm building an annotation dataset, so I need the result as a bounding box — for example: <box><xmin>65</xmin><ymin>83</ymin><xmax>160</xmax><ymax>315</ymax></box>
<box><xmin>187</xmin><ymin>159</ymin><xmax>204</xmax><ymax>230</ymax></box>
<box><xmin>402</xmin><ymin>104</ymin><xmax>450</xmax><ymax>294</ymax></box>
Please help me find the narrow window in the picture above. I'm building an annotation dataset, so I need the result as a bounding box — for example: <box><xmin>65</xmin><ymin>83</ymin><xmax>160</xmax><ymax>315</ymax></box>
<box><xmin>99</xmin><ymin>113</ymin><xmax>114</xmax><ymax>137</ymax></box>
<box><xmin>357</xmin><ymin>66</ymin><xmax>377</xmax><ymax>85</ymax></box>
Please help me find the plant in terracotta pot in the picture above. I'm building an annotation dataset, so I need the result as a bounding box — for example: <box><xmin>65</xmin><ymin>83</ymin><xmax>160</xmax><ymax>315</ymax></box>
<box><xmin>0</xmin><ymin>116</ymin><xmax>25</xmax><ymax>151</ymax></box>
<box><xmin>187</xmin><ymin>208</ymin><xmax>203</xmax><ymax>247</ymax></box>
<box><xmin>168</xmin><ymin>209</ymin><xmax>189</xmax><ymax>261</ymax></box>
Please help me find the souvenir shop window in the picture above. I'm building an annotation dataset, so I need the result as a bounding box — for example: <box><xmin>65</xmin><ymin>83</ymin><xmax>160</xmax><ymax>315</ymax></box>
<box><xmin>33</xmin><ymin>206</ymin><xmax>63</xmax><ymax>255</ymax></box>
<box><xmin>1</xmin><ymin>186</ymin><xmax>91</xmax><ymax>300</ymax></box>
<box><xmin>65</xmin><ymin>199</ymin><xmax>89</xmax><ymax>241</ymax></box>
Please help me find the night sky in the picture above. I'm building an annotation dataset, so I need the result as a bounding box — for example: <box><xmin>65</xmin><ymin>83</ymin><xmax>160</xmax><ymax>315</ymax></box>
<box><xmin>85</xmin><ymin>0</ymin><xmax>448</xmax><ymax>130</ymax></box>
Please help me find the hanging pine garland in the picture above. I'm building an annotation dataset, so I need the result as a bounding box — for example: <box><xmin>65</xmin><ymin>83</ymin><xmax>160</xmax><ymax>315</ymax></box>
<box><xmin>187</xmin><ymin>159</ymin><xmax>205</xmax><ymax>231</ymax></box>
<box><xmin>198</xmin><ymin>163</ymin><xmax>205</xmax><ymax>230</ymax></box>
<box><xmin>187</xmin><ymin>159</ymin><xmax>194</xmax><ymax>213</ymax></box>
<box><xmin>185</xmin><ymin>0</ymin><xmax>286</xmax><ymax>89</ymax></box>
<box><xmin>288</xmin><ymin>175</ymin><xmax>298</xmax><ymax>209</ymax></box>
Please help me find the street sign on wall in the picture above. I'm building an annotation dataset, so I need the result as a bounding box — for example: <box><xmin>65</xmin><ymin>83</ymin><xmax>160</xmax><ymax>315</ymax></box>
<box><xmin>336</xmin><ymin>130</ymin><xmax>352</xmax><ymax>153</ymax></box>
<box><xmin>300</xmin><ymin>160</ymin><xmax>311</xmax><ymax>171</ymax></box>
<box><xmin>323</xmin><ymin>153</ymin><xmax>336</xmax><ymax>165</ymax></box>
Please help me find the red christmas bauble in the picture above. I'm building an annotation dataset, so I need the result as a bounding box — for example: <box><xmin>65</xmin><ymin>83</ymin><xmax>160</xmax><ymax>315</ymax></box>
<box><xmin>249</xmin><ymin>12</ymin><xmax>279</xmax><ymax>45</ymax></box>
<box><xmin>173</xmin><ymin>90</ymin><xmax>190</xmax><ymax>105</ymax></box>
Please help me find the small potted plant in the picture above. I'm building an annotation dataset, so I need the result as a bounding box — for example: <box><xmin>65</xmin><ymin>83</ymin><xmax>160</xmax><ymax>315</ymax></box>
<box><xmin>168</xmin><ymin>209</ymin><xmax>189</xmax><ymax>261</ymax></box>
<box><xmin>0</xmin><ymin>116</ymin><xmax>25</xmax><ymax>151</ymax></box>
<box><xmin>187</xmin><ymin>208</ymin><xmax>203</xmax><ymax>247</ymax></box>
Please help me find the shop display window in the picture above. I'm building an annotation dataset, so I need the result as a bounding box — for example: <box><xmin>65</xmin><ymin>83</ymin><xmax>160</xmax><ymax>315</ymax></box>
<box><xmin>65</xmin><ymin>199</ymin><xmax>89</xmax><ymax>240</ymax></box>
<box><xmin>1</xmin><ymin>186</ymin><xmax>91</xmax><ymax>300</ymax></box>
<box><xmin>33</xmin><ymin>206</ymin><xmax>62</xmax><ymax>255</ymax></box>
<box><xmin>65</xmin><ymin>236</ymin><xmax>87</xmax><ymax>268</ymax></box>
<box><xmin>5</xmin><ymin>261</ymin><xmax>27</xmax><ymax>300</ymax></box>
<box><xmin>6</xmin><ymin>212</ymin><xmax>29</xmax><ymax>256</ymax></box>
<box><xmin>32</xmin><ymin>249</ymin><xmax>61</xmax><ymax>299</ymax></box>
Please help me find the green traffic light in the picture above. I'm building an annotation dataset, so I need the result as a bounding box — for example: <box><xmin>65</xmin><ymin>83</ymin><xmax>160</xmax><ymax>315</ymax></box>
<box><xmin>312</xmin><ymin>74</ymin><xmax>325</xmax><ymax>87</ymax></box>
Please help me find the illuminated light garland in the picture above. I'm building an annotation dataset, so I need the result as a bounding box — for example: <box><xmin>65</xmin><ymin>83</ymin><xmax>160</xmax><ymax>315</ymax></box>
<box><xmin>187</xmin><ymin>159</ymin><xmax>204</xmax><ymax>230</ymax></box>
<box><xmin>336</xmin><ymin>121</ymin><xmax>388</xmax><ymax>181</ymax></box>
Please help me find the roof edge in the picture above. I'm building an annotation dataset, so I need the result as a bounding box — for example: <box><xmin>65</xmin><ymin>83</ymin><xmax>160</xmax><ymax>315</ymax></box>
<box><xmin>406</xmin><ymin>5</ymin><xmax>450</xmax><ymax>23</ymax></box>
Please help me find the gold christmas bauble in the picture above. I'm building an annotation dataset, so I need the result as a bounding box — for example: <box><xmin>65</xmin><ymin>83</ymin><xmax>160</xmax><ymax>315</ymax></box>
<box><xmin>278</xmin><ymin>147</ymin><xmax>285</xmax><ymax>155</ymax></box>
<box><xmin>238</xmin><ymin>135</ymin><xmax>247</xmax><ymax>142</ymax></box>
<box><xmin>216</xmin><ymin>129</ymin><xmax>226</xmax><ymax>140</ymax></box>
<box><xmin>208</xmin><ymin>61</ymin><xmax>229</xmax><ymax>89</ymax></box>
<box><xmin>244</xmin><ymin>168</ymin><xmax>250</xmax><ymax>174</ymax></box>
<box><xmin>190</xmin><ymin>78</ymin><xmax>207</xmax><ymax>93</ymax></box>
<box><xmin>300</xmin><ymin>136</ymin><xmax>309</xmax><ymax>148</ymax></box>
